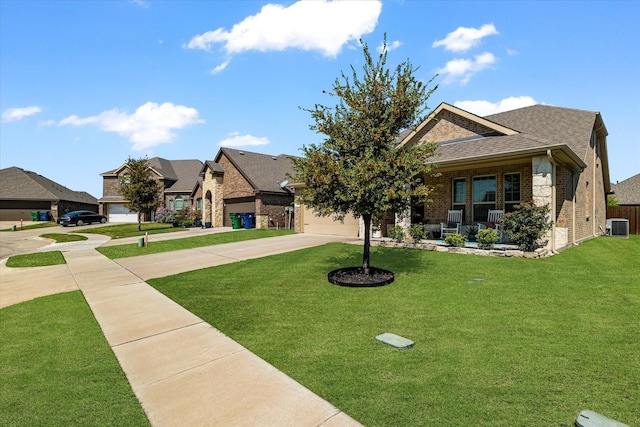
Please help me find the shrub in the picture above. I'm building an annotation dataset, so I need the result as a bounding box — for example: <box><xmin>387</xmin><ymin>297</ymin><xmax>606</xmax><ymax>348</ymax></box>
<box><xmin>409</xmin><ymin>224</ymin><xmax>426</xmax><ymax>243</ymax></box>
<box><xmin>444</xmin><ymin>233</ymin><xmax>466</xmax><ymax>247</ymax></box>
<box><xmin>476</xmin><ymin>228</ymin><xmax>499</xmax><ymax>250</ymax></box>
<box><xmin>155</xmin><ymin>208</ymin><xmax>179</xmax><ymax>225</ymax></box>
<box><xmin>500</xmin><ymin>200</ymin><xmax>553</xmax><ymax>252</ymax></box>
<box><xmin>388</xmin><ymin>225</ymin><xmax>406</xmax><ymax>243</ymax></box>
<box><xmin>465</xmin><ymin>225</ymin><xmax>479</xmax><ymax>242</ymax></box>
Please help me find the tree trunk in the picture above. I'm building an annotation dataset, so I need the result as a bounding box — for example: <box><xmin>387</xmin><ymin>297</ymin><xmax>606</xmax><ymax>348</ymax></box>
<box><xmin>138</xmin><ymin>212</ymin><xmax>142</xmax><ymax>231</ymax></box>
<box><xmin>362</xmin><ymin>213</ymin><xmax>371</xmax><ymax>275</ymax></box>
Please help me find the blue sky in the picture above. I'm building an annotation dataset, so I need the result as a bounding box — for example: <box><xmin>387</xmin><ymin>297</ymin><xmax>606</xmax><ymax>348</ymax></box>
<box><xmin>1</xmin><ymin>0</ymin><xmax>638</xmax><ymax>199</ymax></box>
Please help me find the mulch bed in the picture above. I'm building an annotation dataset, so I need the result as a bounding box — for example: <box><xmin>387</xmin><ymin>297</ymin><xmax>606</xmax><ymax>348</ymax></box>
<box><xmin>328</xmin><ymin>267</ymin><xmax>394</xmax><ymax>287</ymax></box>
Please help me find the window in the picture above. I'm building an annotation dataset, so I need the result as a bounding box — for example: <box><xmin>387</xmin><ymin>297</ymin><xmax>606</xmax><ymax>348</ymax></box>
<box><xmin>169</xmin><ymin>199</ymin><xmax>174</xmax><ymax>210</ymax></box>
<box><xmin>504</xmin><ymin>173</ymin><xmax>521</xmax><ymax>213</ymax></box>
<box><xmin>452</xmin><ymin>178</ymin><xmax>466</xmax><ymax>214</ymax></box>
<box><xmin>197</xmin><ymin>198</ymin><xmax>203</xmax><ymax>210</ymax></box>
<box><xmin>120</xmin><ymin>173</ymin><xmax>130</xmax><ymax>189</ymax></box>
<box><xmin>473</xmin><ymin>176</ymin><xmax>496</xmax><ymax>222</ymax></box>
<box><xmin>175</xmin><ymin>196</ymin><xmax>183</xmax><ymax>210</ymax></box>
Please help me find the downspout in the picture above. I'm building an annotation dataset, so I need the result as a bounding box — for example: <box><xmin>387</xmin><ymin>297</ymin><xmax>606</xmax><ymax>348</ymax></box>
<box><xmin>546</xmin><ymin>150</ymin><xmax>558</xmax><ymax>254</ymax></box>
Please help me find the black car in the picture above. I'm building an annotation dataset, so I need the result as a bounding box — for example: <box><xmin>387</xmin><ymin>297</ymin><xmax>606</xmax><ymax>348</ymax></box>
<box><xmin>58</xmin><ymin>210</ymin><xmax>107</xmax><ymax>227</ymax></box>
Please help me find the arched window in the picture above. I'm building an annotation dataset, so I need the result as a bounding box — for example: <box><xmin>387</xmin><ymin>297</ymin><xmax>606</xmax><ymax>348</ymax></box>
<box><xmin>175</xmin><ymin>196</ymin><xmax>183</xmax><ymax>210</ymax></box>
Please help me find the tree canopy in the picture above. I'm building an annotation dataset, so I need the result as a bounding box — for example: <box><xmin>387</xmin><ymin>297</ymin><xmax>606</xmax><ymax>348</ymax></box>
<box><xmin>118</xmin><ymin>156</ymin><xmax>163</xmax><ymax>231</ymax></box>
<box><xmin>292</xmin><ymin>37</ymin><xmax>439</xmax><ymax>272</ymax></box>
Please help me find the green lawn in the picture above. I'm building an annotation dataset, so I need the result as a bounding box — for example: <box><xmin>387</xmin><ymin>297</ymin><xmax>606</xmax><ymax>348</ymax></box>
<box><xmin>6</xmin><ymin>251</ymin><xmax>66</xmax><ymax>267</ymax></box>
<box><xmin>149</xmin><ymin>236</ymin><xmax>640</xmax><ymax>426</ymax></box>
<box><xmin>40</xmin><ymin>232</ymin><xmax>88</xmax><ymax>243</ymax></box>
<box><xmin>0</xmin><ymin>221</ymin><xmax>58</xmax><ymax>232</ymax></box>
<box><xmin>97</xmin><ymin>228</ymin><xmax>295</xmax><ymax>259</ymax></box>
<box><xmin>0</xmin><ymin>292</ymin><xmax>150</xmax><ymax>426</ymax></box>
<box><xmin>72</xmin><ymin>222</ymin><xmax>185</xmax><ymax>239</ymax></box>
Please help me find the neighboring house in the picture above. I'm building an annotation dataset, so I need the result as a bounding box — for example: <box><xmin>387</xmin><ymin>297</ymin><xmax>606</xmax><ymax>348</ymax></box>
<box><xmin>608</xmin><ymin>173</ymin><xmax>640</xmax><ymax>235</ymax></box>
<box><xmin>201</xmin><ymin>148</ymin><xmax>295</xmax><ymax>228</ymax></box>
<box><xmin>0</xmin><ymin>166</ymin><xmax>97</xmax><ymax>221</ymax></box>
<box><xmin>295</xmin><ymin>102</ymin><xmax>612</xmax><ymax>252</ymax></box>
<box><xmin>99</xmin><ymin>158</ymin><xmax>203</xmax><ymax>223</ymax></box>
<box><xmin>610</xmin><ymin>173</ymin><xmax>640</xmax><ymax>206</ymax></box>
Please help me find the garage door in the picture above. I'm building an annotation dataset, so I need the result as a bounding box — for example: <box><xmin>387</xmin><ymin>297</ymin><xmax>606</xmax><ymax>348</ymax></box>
<box><xmin>302</xmin><ymin>205</ymin><xmax>360</xmax><ymax>237</ymax></box>
<box><xmin>108</xmin><ymin>204</ymin><xmax>138</xmax><ymax>223</ymax></box>
<box><xmin>223</xmin><ymin>200</ymin><xmax>256</xmax><ymax>227</ymax></box>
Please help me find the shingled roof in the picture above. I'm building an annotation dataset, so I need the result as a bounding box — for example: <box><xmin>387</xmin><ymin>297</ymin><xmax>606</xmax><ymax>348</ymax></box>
<box><xmin>611</xmin><ymin>173</ymin><xmax>640</xmax><ymax>205</ymax></box>
<box><xmin>215</xmin><ymin>148</ymin><xmax>296</xmax><ymax>194</ymax></box>
<box><xmin>101</xmin><ymin>158</ymin><xmax>203</xmax><ymax>195</ymax></box>
<box><xmin>486</xmin><ymin>104</ymin><xmax>604</xmax><ymax>164</ymax></box>
<box><xmin>0</xmin><ymin>167</ymin><xmax>97</xmax><ymax>203</ymax></box>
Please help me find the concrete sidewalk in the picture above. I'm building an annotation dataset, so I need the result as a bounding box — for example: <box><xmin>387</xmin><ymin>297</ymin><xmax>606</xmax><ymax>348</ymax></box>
<box><xmin>3</xmin><ymin>233</ymin><xmax>363</xmax><ymax>426</ymax></box>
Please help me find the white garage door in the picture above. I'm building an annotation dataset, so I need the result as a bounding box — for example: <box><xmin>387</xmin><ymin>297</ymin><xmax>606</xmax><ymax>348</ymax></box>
<box><xmin>302</xmin><ymin>205</ymin><xmax>360</xmax><ymax>237</ymax></box>
<box><xmin>108</xmin><ymin>204</ymin><xmax>138</xmax><ymax>223</ymax></box>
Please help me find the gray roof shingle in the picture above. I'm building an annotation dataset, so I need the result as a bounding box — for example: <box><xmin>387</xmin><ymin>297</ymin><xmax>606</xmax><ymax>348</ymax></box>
<box><xmin>216</xmin><ymin>148</ymin><xmax>296</xmax><ymax>194</ymax></box>
<box><xmin>611</xmin><ymin>173</ymin><xmax>640</xmax><ymax>205</ymax></box>
<box><xmin>0</xmin><ymin>167</ymin><xmax>98</xmax><ymax>203</ymax></box>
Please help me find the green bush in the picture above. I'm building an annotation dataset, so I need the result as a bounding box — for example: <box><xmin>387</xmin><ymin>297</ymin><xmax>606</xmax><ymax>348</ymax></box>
<box><xmin>155</xmin><ymin>208</ymin><xmax>179</xmax><ymax>225</ymax></box>
<box><xmin>500</xmin><ymin>200</ymin><xmax>552</xmax><ymax>252</ymax></box>
<box><xmin>408</xmin><ymin>224</ymin><xmax>426</xmax><ymax>243</ymax></box>
<box><xmin>476</xmin><ymin>228</ymin><xmax>499</xmax><ymax>250</ymax></box>
<box><xmin>444</xmin><ymin>233</ymin><xmax>466</xmax><ymax>247</ymax></box>
<box><xmin>388</xmin><ymin>225</ymin><xmax>405</xmax><ymax>243</ymax></box>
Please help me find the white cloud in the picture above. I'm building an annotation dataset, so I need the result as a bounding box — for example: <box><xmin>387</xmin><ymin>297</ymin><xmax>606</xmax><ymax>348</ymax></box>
<box><xmin>437</xmin><ymin>52</ymin><xmax>496</xmax><ymax>85</ymax></box>
<box><xmin>185</xmin><ymin>0</ymin><xmax>382</xmax><ymax>58</ymax></box>
<box><xmin>38</xmin><ymin>119</ymin><xmax>56</xmax><ymax>127</ymax></box>
<box><xmin>432</xmin><ymin>23</ymin><xmax>498</xmax><ymax>52</ymax></box>
<box><xmin>59</xmin><ymin>102</ymin><xmax>203</xmax><ymax>150</ymax></box>
<box><xmin>211</xmin><ymin>60</ymin><xmax>231</xmax><ymax>74</ymax></box>
<box><xmin>377</xmin><ymin>40</ymin><xmax>402</xmax><ymax>53</ymax></box>
<box><xmin>218</xmin><ymin>132</ymin><xmax>270</xmax><ymax>147</ymax></box>
<box><xmin>454</xmin><ymin>96</ymin><xmax>538</xmax><ymax>116</ymax></box>
<box><xmin>131</xmin><ymin>0</ymin><xmax>150</xmax><ymax>8</ymax></box>
<box><xmin>2</xmin><ymin>106</ymin><xmax>42</xmax><ymax>122</ymax></box>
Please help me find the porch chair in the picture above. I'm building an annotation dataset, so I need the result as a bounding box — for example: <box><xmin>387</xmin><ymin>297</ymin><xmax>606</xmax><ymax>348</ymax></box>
<box><xmin>440</xmin><ymin>209</ymin><xmax>463</xmax><ymax>239</ymax></box>
<box><xmin>478</xmin><ymin>209</ymin><xmax>505</xmax><ymax>242</ymax></box>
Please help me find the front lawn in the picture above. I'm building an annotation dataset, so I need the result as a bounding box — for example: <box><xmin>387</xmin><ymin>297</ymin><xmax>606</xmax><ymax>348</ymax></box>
<box><xmin>149</xmin><ymin>236</ymin><xmax>640</xmax><ymax>426</ymax></box>
<box><xmin>97</xmin><ymin>228</ymin><xmax>295</xmax><ymax>259</ymax></box>
<box><xmin>5</xmin><ymin>251</ymin><xmax>65</xmax><ymax>267</ymax></box>
<box><xmin>72</xmin><ymin>222</ymin><xmax>185</xmax><ymax>239</ymax></box>
<box><xmin>0</xmin><ymin>292</ymin><xmax>150</xmax><ymax>426</ymax></box>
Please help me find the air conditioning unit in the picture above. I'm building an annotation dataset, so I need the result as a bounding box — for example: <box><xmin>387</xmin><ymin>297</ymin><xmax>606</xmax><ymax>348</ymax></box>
<box><xmin>606</xmin><ymin>218</ymin><xmax>629</xmax><ymax>238</ymax></box>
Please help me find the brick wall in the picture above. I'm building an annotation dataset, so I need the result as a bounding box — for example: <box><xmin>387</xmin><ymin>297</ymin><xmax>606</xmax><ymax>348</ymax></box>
<box><xmin>423</xmin><ymin>162</ymin><xmax>532</xmax><ymax>225</ymax></box>
<box><xmin>416</xmin><ymin>110</ymin><xmax>496</xmax><ymax>143</ymax></box>
<box><xmin>217</xmin><ymin>154</ymin><xmax>255</xmax><ymax>199</ymax></box>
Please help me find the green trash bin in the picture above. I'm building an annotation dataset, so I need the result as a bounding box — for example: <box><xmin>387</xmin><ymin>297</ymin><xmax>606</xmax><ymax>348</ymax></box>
<box><xmin>31</xmin><ymin>211</ymin><xmax>38</xmax><ymax>221</ymax></box>
<box><xmin>138</xmin><ymin>237</ymin><xmax>145</xmax><ymax>248</ymax></box>
<box><xmin>230</xmin><ymin>213</ymin><xmax>241</xmax><ymax>229</ymax></box>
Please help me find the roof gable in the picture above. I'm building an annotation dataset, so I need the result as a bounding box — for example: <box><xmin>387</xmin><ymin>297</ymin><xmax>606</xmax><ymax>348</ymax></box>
<box><xmin>214</xmin><ymin>148</ymin><xmax>296</xmax><ymax>194</ymax></box>
<box><xmin>399</xmin><ymin>102</ymin><xmax>518</xmax><ymax>148</ymax></box>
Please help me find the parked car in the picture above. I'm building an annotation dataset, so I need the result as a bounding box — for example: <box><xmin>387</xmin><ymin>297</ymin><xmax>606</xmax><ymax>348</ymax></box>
<box><xmin>58</xmin><ymin>210</ymin><xmax>107</xmax><ymax>227</ymax></box>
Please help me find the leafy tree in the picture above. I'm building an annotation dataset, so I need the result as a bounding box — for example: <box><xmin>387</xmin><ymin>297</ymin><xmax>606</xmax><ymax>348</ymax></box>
<box><xmin>292</xmin><ymin>36</ymin><xmax>439</xmax><ymax>274</ymax></box>
<box><xmin>500</xmin><ymin>200</ymin><xmax>553</xmax><ymax>252</ymax></box>
<box><xmin>118</xmin><ymin>157</ymin><xmax>163</xmax><ymax>231</ymax></box>
<box><xmin>607</xmin><ymin>194</ymin><xmax>618</xmax><ymax>207</ymax></box>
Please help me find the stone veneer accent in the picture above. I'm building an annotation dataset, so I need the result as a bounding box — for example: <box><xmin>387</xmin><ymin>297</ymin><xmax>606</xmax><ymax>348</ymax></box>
<box><xmin>201</xmin><ymin>168</ymin><xmax>223</xmax><ymax>227</ymax></box>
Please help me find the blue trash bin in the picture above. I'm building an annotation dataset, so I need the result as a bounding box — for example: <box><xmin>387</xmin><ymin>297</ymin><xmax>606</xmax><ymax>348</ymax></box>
<box><xmin>243</xmin><ymin>213</ymin><xmax>254</xmax><ymax>229</ymax></box>
<box><xmin>39</xmin><ymin>211</ymin><xmax>49</xmax><ymax>221</ymax></box>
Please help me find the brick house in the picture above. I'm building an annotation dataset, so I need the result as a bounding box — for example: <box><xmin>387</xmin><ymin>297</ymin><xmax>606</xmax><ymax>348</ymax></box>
<box><xmin>295</xmin><ymin>102</ymin><xmax>612</xmax><ymax>252</ymax></box>
<box><xmin>0</xmin><ymin>166</ymin><xmax>98</xmax><ymax>221</ymax></box>
<box><xmin>99</xmin><ymin>158</ymin><xmax>203</xmax><ymax>222</ymax></box>
<box><xmin>201</xmin><ymin>148</ymin><xmax>295</xmax><ymax>229</ymax></box>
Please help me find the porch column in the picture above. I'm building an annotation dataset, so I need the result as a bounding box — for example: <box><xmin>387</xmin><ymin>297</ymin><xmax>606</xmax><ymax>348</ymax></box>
<box><xmin>532</xmin><ymin>156</ymin><xmax>554</xmax><ymax>250</ymax></box>
<box><xmin>395</xmin><ymin>207</ymin><xmax>411</xmax><ymax>239</ymax></box>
